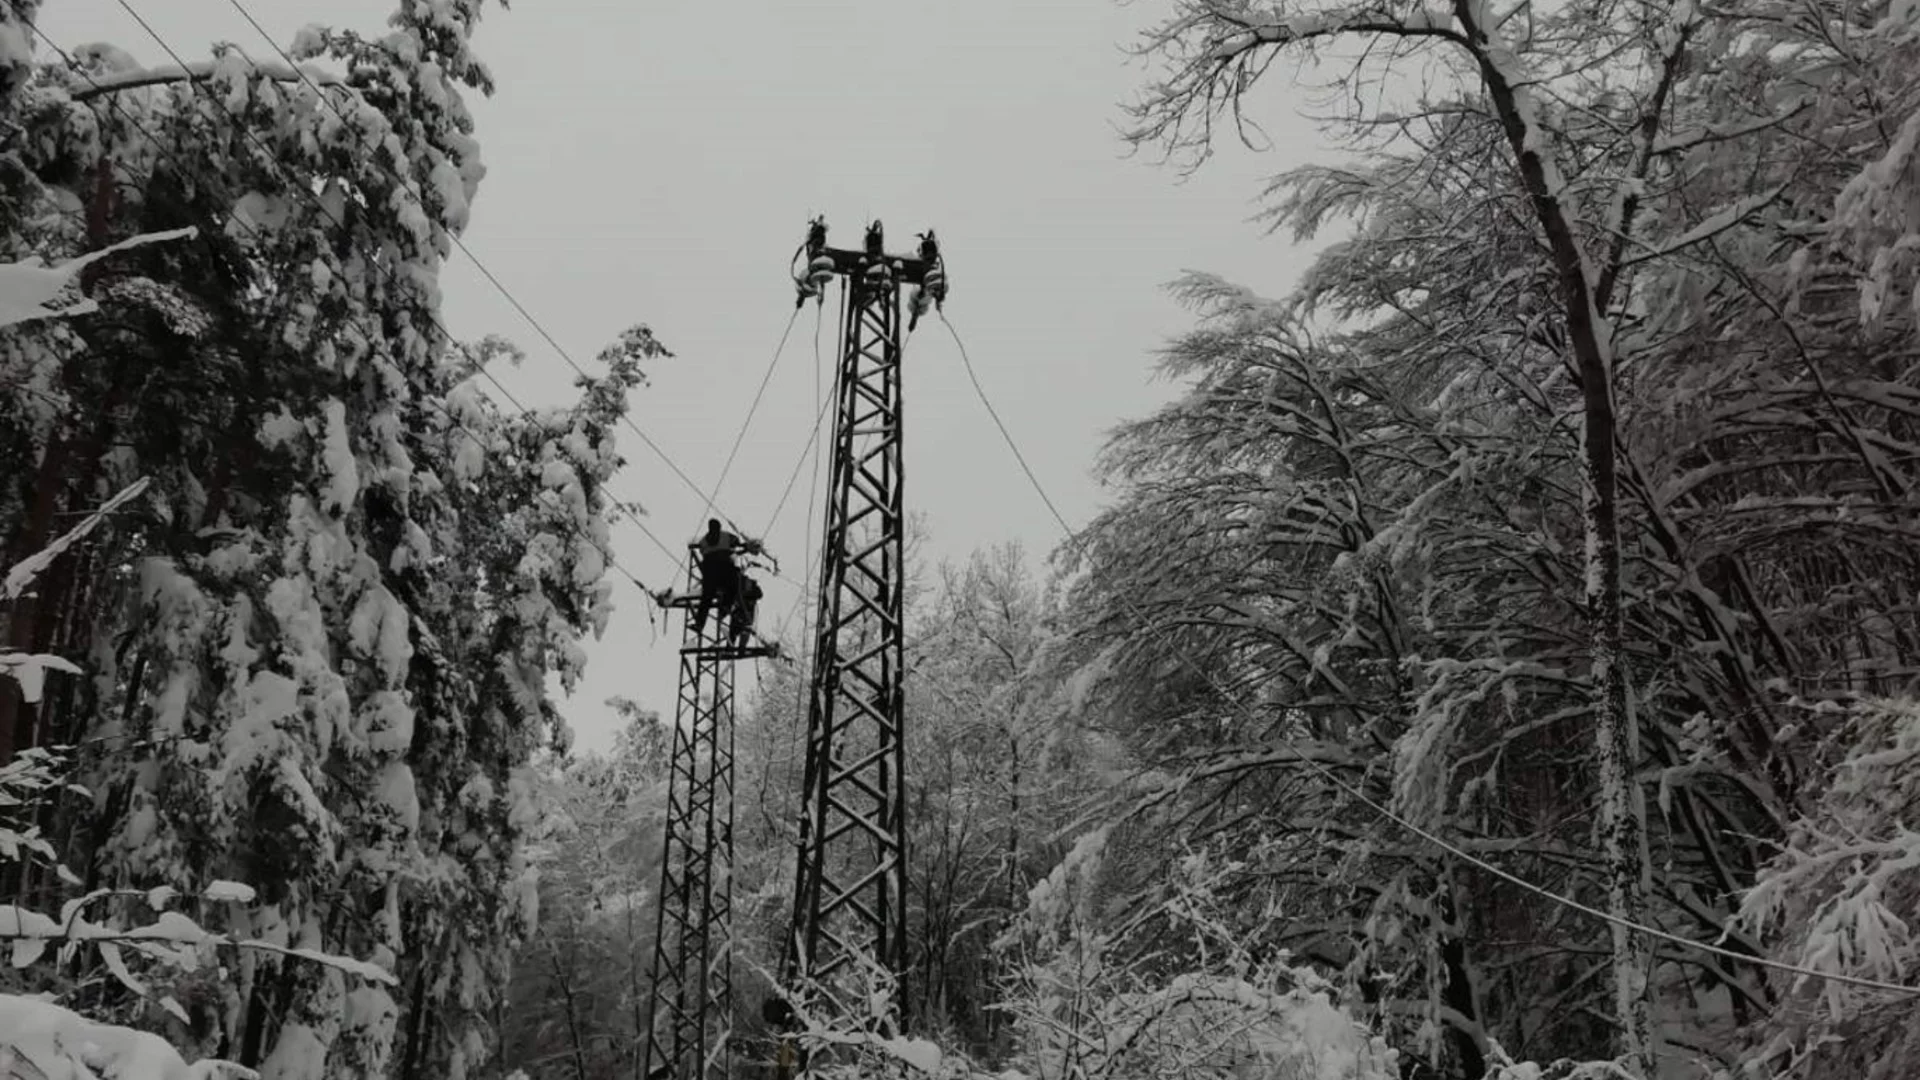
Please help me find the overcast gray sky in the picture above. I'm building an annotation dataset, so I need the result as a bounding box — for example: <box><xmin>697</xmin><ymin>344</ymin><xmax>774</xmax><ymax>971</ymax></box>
<box><xmin>40</xmin><ymin>0</ymin><xmax>1331</xmax><ymax>753</ymax></box>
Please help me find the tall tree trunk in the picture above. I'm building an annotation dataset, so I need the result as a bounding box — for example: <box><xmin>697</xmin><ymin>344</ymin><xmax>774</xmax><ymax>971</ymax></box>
<box><xmin>1006</xmin><ymin>725</ymin><xmax>1020</xmax><ymax>913</ymax></box>
<box><xmin>553</xmin><ymin>953</ymin><xmax>590</xmax><ymax>1080</ymax></box>
<box><xmin>398</xmin><ymin>957</ymin><xmax>431</xmax><ymax>1080</ymax></box>
<box><xmin>0</xmin><ymin>158</ymin><xmax>120</xmax><ymax>765</ymax></box>
<box><xmin>1437</xmin><ymin>887</ymin><xmax>1488</xmax><ymax>1080</ymax></box>
<box><xmin>1453</xmin><ymin>3</ymin><xmax>1655</xmax><ymax>1072</ymax></box>
<box><xmin>0</xmin><ymin>430</ymin><xmax>75</xmax><ymax>765</ymax></box>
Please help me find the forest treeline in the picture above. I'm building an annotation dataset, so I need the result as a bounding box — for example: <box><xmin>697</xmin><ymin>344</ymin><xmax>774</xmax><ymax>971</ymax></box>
<box><xmin>5</xmin><ymin>1</ymin><xmax>1920</xmax><ymax>1079</ymax></box>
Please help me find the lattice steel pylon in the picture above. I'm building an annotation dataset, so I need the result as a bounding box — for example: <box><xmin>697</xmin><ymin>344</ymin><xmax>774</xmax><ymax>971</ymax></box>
<box><xmin>643</xmin><ymin>553</ymin><xmax>778</xmax><ymax>1080</ymax></box>
<box><xmin>782</xmin><ymin>217</ymin><xmax>947</xmax><ymax>1030</ymax></box>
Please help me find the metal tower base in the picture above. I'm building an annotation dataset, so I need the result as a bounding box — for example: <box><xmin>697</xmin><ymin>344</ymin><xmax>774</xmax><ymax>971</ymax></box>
<box><xmin>642</xmin><ymin>558</ymin><xmax>774</xmax><ymax>1080</ymax></box>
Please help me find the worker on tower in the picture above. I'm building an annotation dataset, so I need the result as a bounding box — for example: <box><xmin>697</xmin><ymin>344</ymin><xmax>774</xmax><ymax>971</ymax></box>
<box><xmin>730</xmin><ymin>573</ymin><xmax>764</xmax><ymax>647</ymax></box>
<box><xmin>690</xmin><ymin>518</ymin><xmax>761</xmax><ymax>635</ymax></box>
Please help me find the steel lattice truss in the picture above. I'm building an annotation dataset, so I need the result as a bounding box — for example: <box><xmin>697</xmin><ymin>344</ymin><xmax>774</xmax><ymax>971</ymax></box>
<box><xmin>784</xmin><ymin>220</ymin><xmax>942</xmax><ymax>1024</ymax></box>
<box><xmin>643</xmin><ymin>556</ymin><xmax>773</xmax><ymax>1080</ymax></box>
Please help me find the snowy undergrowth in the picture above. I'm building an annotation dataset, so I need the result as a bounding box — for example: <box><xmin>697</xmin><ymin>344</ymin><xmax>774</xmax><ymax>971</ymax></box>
<box><xmin>975</xmin><ymin>832</ymin><xmax>1631</xmax><ymax>1080</ymax></box>
<box><xmin>993</xmin><ymin>834</ymin><xmax>1400</xmax><ymax>1080</ymax></box>
<box><xmin>0</xmin><ymin>994</ymin><xmax>244</xmax><ymax>1080</ymax></box>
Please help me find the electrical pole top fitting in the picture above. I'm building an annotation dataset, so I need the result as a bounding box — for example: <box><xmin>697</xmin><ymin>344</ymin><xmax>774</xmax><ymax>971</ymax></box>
<box><xmin>791</xmin><ymin>217</ymin><xmax>949</xmax><ymax>330</ymax></box>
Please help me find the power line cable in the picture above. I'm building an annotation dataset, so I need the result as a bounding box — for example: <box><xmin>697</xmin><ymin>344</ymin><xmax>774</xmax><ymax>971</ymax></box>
<box><xmin>783</xmin><ymin>305</ymin><xmax>832</xmax><ymax>642</ymax></box>
<box><xmin>938</xmin><ymin>312</ymin><xmax>1078</xmax><ymax>542</ymax></box>
<box><xmin>778</xmin><ymin>301</ymin><xmax>836</xmax><ymax>809</ymax></box>
<box><xmin>765</xmin><ymin>306</ymin><xmax>825</xmax><ymax>644</ymax></box>
<box><xmin>700</xmin><ymin>307</ymin><xmax>799</xmax><ymax>526</ymax></box>
<box><xmin>762</xmin><ymin>299</ymin><xmax>842</xmax><ymax>543</ymax></box>
<box><xmin>934</xmin><ymin>310</ymin><xmax>1920</xmax><ymax>999</ymax></box>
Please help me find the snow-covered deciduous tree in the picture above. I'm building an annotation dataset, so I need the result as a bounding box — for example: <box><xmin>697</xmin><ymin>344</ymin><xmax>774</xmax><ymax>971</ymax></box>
<box><xmin>0</xmin><ymin>489</ymin><xmax>403</xmax><ymax>1080</ymax></box>
<box><xmin>903</xmin><ymin>543</ymin><xmax>1113</xmax><ymax>1054</ymax></box>
<box><xmin>494</xmin><ymin>699</ymin><xmax>672</xmax><ymax>1080</ymax></box>
<box><xmin>1054</xmin><ymin>271</ymin><xmax>1578</xmax><ymax>1074</ymax></box>
<box><xmin>1122</xmin><ymin>3</ymin><xmax>1761</xmax><ymax>1067</ymax></box>
<box><xmin>1</xmin><ymin>1</ymin><xmax>670</xmax><ymax>1075</ymax></box>
<box><xmin>1074</xmin><ymin>1</ymin><xmax>1920</xmax><ymax>1076</ymax></box>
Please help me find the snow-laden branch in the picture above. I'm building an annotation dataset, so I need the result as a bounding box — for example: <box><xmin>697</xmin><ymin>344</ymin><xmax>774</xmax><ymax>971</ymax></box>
<box><xmin>0</xmin><ymin>994</ymin><xmax>258</xmax><ymax>1080</ymax></box>
<box><xmin>0</xmin><ymin>652</ymin><xmax>79</xmax><ymax>707</ymax></box>
<box><xmin>1125</xmin><ymin>1</ymin><xmax>1470</xmax><ymax>164</ymax></box>
<box><xmin>2</xmin><ymin>477</ymin><xmax>151</xmax><ymax>602</ymax></box>
<box><xmin>1594</xmin><ymin>1</ymin><xmax>1700</xmax><ymax>311</ymax></box>
<box><xmin>0</xmin><ymin>228</ymin><xmax>195</xmax><ymax>330</ymax></box>
<box><xmin>1</xmin><ymin>476</ymin><xmax>151</xmax><ymax>705</ymax></box>
<box><xmin>1200</xmin><ymin>5</ymin><xmax>1467</xmax><ymax>58</ymax></box>
<box><xmin>1618</xmin><ymin>185</ymin><xmax>1791</xmax><ymax>270</ymax></box>
<box><xmin>0</xmin><ymin>888</ymin><xmax>397</xmax><ymax>987</ymax></box>
<box><xmin>1652</xmin><ymin>97</ymin><xmax>1817</xmax><ymax>156</ymax></box>
<box><xmin>67</xmin><ymin>57</ymin><xmax>343</xmax><ymax>102</ymax></box>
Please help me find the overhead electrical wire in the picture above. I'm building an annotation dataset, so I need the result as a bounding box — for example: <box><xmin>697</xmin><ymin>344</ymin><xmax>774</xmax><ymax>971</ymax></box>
<box><xmin>799</xmin><ymin>301</ymin><xmax>830</xmax><ymax>634</ymax></box>
<box><xmin>933</xmin><ymin>311</ymin><xmax>1920</xmax><ymax>1000</ymax></box>
<box><xmin>762</xmin><ymin>299</ymin><xmax>843</xmax><ymax>544</ymax></box>
<box><xmin>761</xmin><ymin>382</ymin><xmax>838</xmax><ymax>547</ymax></box>
<box><xmin>778</xmin><ymin>303</ymin><xmax>834</xmax><ymax>799</ymax></box>
<box><xmin>938</xmin><ymin>312</ymin><xmax>1079</xmax><ymax>543</ymax></box>
<box><xmin>699</xmin><ymin>307</ymin><xmax>801</xmax><ymax>526</ymax></box>
<box><xmin>14</xmin><ymin>7</ymin><xmax>669</xmax><ymax>602</ymax></box>
<box><xmin>765</xmin><ymin>306</ymin><xmax>826</xmax><ymax>646</ymax></box>
<box><xmin>747</xmin><ymin>304</ymin><xmax>834</xmax><ymax>684</ymax></box>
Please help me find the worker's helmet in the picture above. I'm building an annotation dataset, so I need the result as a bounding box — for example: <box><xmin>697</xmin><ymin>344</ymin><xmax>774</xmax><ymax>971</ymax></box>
<box><xmin>707</xmin><ymin>518</ymin><xmax>721</xmax><ymax>534</ymax></box>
